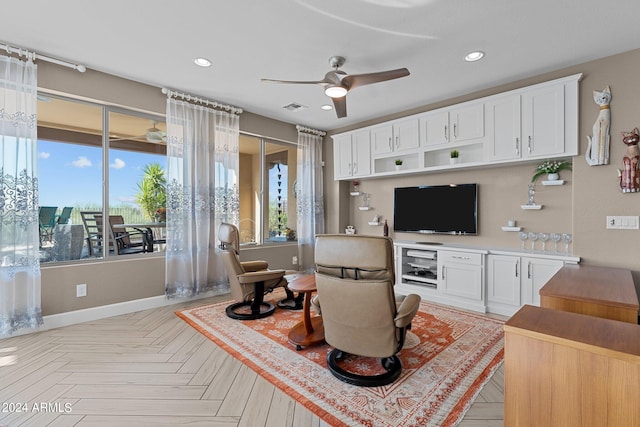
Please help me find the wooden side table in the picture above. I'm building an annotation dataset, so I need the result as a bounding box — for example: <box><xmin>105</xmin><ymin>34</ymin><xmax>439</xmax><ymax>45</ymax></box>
<box><xmin>287</xmin><ymin>274</ymin><xmax>325</xmax><ymax>350</ymax></box>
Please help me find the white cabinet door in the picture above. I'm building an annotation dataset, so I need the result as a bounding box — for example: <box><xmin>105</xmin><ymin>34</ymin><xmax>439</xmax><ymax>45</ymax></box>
<box><xmin>371</xmin><ymin>125</ymin><xmax>394</xmax><ymax>155</ymax></box>
<box><xmin>393</xmin><ymin>119</ymin><xmax>420</xmax><ymax>151</ymax></box>
<box><xmin>450</xmin><ymin>103</ymin><xmax>484</xmax><ymax>143</ymax></box>
<box><xmin>487</xmin><ymin>255</ymin><xmax>521</xmax><ymax>306</ymax></box>
<box><xmin>486</xmin><ymin>94</ymin><xmax>522</xmax><ymax>161</ymax></box>
<box><xmin>333</xmin><ymin>134</ymin><xmax>353</xmax><ymax>179</ymax></box>
<box><xmin>438</xmin><ymin>251</ymin><xmax>483</xmax><ymax>302</ymax></box>
<box><xmin>351</xmin><ymin>130</ymin><xmax>371</xmax><ymax>177</ymax></box>
<box><xmin>522</xmin><ymin>83</ymin><xmax>565</xmax><ymax>158</ymax></box>
<box><xmin>521</xmin><ymin>257</ymin><xmax>564</xmax><ymax>306</ymax></box>
<box><xmin>421</xmin><ymin>110</ymin><xmax>450</xmax><ymax>146</ymax></box>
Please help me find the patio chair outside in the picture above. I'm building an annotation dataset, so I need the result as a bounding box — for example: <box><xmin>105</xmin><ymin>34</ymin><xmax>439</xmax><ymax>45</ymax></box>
<box><xmin>105</xmin><ymin>215</ymin><xmax>148</xmax><ymax>255</ymax></box>
<box><xmin>80</xmin><ymin>211</ymin><xmax>104</xmax><ymax>257</ymax></box>
<box><xmin>56</xmin><ymin>207</ymin><xmax>73</xmax><ymax>224</ymax></box>
<box><xmin>39</xmin><ymin>206</ymin><xmax>58</xmax><ymax>246</ymax></box>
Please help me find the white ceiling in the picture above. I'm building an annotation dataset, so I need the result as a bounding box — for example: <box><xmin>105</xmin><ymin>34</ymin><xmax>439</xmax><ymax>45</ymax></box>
<box><xmin>3</xmin><ymin>0</ymin><xmax>640</xmax><ymax>131</ymax></box>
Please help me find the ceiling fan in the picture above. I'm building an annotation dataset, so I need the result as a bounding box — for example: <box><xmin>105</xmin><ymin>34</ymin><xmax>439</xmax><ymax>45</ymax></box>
<box><xmin>261</xmin><ymin>56</ymin><xmax>410</xmax><ymax>118</ymax></box>
<box><xmin>110</xmin><ymin>121</ymin><xmax>167</xmax><ymax>143</ymax></box>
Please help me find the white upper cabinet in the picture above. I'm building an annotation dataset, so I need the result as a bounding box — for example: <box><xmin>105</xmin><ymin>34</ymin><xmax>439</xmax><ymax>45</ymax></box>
<box><xmin>332</xmin><ymin>73</ymin><xmax>581</xmax><ymax>180</ymax></box>
<box><xmin>487</xmin><ymin>75</ymin><xmax>580</xmax><ymax>163</ymax></box>
<box><xmin>333</xmin><ymin>130</ymin><xmax>371</xmax><ymax>180</ymax></box>
<box><xmin>522</xmin><ymin>83</ymin><xmax>565</xmax><ymax>158</ymax></box>
<box><xmin>421</xmin><ymin>103</ymin><xmax>484</xmax><ymax>147</ymax></box>
<box><xmin>371</xmin><ymin>118</ymin><xmax>419</xmax><ymax>156</ymax></box>
<box><xmin>420</xmin><ymin>110</ymin><xmax>450</xmax><ymax>146</ymax></box>
<box><xmin>486</xmin><ymin>94</ymin><xmax>522</xmax><ymax>161</ymax></box>
<box><xmin>450</xmin><ymin>103</ymin><xmax>485</xmax><ymax>143</ymax></box>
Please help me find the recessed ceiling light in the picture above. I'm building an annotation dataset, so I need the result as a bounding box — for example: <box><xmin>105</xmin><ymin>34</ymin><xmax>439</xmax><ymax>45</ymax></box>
<box><xmin>193</xmin><ymin>57</ymin><xmax>212</xmax><ymax>67</ymax></box>
<box><xmin>464</xmin><ymin>51</ymin><xmax>485</xmax><ymax>62</ymax></box>
<box><xmin>321</xmin><ymin>104</ymin><xmax>333</xmax><ymax>111</ymax></box>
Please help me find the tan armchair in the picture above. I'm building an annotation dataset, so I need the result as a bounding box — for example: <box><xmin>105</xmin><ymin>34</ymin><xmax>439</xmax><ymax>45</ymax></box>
<box><xmin>219</xmin><ymin>222</ymin><xmax>290</xmax><ymax>320</ymax></box>
<box><xmin>313</xmin><ymin>234</ymin><xmax>421</xmax><ymax>387</ymax></box>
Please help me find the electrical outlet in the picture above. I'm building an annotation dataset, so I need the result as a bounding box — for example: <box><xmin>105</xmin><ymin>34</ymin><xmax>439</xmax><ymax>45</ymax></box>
<box><xmin>292</xmin><ymin>256</ymin><xmax>298</xmax><ymax>265</ymax></box>
<box><xmin>76</xmin><ymin>283</ymin><xmax>87</xmax><ymax>297</ymax></box>
<box><xmin>606</xmin><ymin>215</ymin><xmax>639</xmax><ymax>229</ymax></box>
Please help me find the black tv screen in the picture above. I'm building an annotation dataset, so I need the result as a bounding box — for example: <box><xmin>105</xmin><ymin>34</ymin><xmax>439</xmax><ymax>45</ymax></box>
<box><xmin>393</xmin><ymin>183</ymin><xmax>478</xmax><ymax>235</ymax></box>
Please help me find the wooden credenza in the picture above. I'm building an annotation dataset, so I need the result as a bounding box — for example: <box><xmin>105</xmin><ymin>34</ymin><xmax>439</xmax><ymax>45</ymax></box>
<box><xmin>504</xmin><ymin>305</ymin><xmax>640</xmax><ymax>426</ymax></box>
<box><xmin>539</xmin><ymin>264</ymin><xmax>639</xmax><ymax>323</ymax></box>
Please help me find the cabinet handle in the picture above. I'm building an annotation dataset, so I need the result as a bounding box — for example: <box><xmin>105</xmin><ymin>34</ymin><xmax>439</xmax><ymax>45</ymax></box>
<box><xmin>528</xmin><ymin>136</ymin><xmax>532</xmax><ymax>154</ymax></box>
<box><xmin>388</xmin><ymin>137</ymin><xmax>392</xmax><ymax>150</ymax></box>
<box><xmin>453</xmin><ymin>123</ymin><xmax>457</xmax><ymax>139</ymax></box>
<box><xmin>515</xmin><ymin>137</ymin><xmax>520</xmax><ymax>156</ymax></box>
<box><xmin>395</xmin><ymin>136</ymin><xmax>399</xmax><ymax>149</ymax></box>
<box><xmin>441</xmin><ymin>265</ymin><xmax>445</xmax><ymax>279</ymax></box>
<box><xmin>444</xmin><ymin>125</ymin><xmax>448</xmax><ymax>141</ymax></box>
<box><xmin>348</xmin><ymin>163</ymin><xmax>352</xmax><ymax>175</ymax></box>
<box><xmin>452</xmin><ymin>255</ymin><xmax>470</xmax><ymax>260</ymax></box>
<box><xmin>515</xmin><ymin>261</ymin><xmax>519</xmax><ymax>278</ymax></box>
<box><xmin>353</xmin><ymin>162</ymin><xmax>357</xmax><ymax>174</ymax></box>
<box><xmin>527</xmin><ymin>261</ymin><xmax>531</xmax><ymax>279</ymax></box>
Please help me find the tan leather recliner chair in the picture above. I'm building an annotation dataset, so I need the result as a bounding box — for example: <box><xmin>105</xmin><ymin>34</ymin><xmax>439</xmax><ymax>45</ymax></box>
<box><xmin>219</xmin><ymin>222</ymin><xmax>290</xmax><ymax>320</ymax></box>
<box><xmin>313</xmin><ymin>234</ymin><xmax>421</xmax><ymax>387</ymax></box>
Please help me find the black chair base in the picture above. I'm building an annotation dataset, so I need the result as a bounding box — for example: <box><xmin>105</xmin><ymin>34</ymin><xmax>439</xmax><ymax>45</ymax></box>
<box><xmin>277</xmin><ymin>289</ymin><xmax>304</xmax><ymax>310</ymax></box>
<box><xmin>225</xmin><ymin>301</ymin><xmax>275</xmax><ymax>320</ymax></box>
<box><xmin>327</xmin><ymin>349</ymin><xmax>402</xmax><ymax>387</ymax></box>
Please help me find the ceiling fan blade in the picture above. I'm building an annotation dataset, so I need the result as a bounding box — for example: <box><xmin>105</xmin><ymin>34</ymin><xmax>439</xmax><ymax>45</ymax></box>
<box><xmin>342</xmin><ymin>68</ymin><xmax>410</xmax><ymax>90</ymax></box>
<box><xmin>261</xmin><ymin>78</ymin><xmax>327</xmax><ymax>85</ymax></box>
<box><xmin>332</xmin><ymin>96</ymin><xmax>347</xmax><ymax>118</ymax></box>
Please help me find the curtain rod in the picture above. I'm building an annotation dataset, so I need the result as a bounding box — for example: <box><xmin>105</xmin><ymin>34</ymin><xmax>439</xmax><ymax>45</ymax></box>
<box><xmin>296</xmin><ymin>125</ymin><xmax>326</xmax><ymax>136</ymax></box>
<box><xmin>162</xmin><ymin>88</ymin><xmax>243</xmax><ymax>115</ymax></box>
<box><xmin>1</xmin><ymin>42</ymin><xmax>86</xmax><ymax>73</ymax></box>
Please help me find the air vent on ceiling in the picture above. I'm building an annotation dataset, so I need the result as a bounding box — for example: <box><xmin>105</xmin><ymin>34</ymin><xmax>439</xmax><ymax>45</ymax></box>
<box><xmin>282</xmin><ymin>102</ymin><xmax>307</xmax><ymax>112</ymax></box>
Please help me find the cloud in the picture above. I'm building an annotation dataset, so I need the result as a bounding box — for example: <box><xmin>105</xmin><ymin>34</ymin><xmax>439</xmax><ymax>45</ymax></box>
<box><xmin>38</xmin><ymin>151</ymin><xmax>50</xmax><ymax>159</ymax></box>
<box><xmin>110</xmin><ymin>158</ymin><xmax>126</xmax><ymax>169</ymax></box>
<box><xmin>71</xmin><ymin>156</ymin><xmax>92</xmax><ymax>168</ymax></box>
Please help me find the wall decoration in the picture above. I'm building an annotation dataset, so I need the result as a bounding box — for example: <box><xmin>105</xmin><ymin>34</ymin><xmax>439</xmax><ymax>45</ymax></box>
<box><xmin>585</xmin><ymin>86</ymin><xmax>611</xmax><ymax>166</ymax></box>
<box><xmin>531</xmin><ymin>159</ymin><xmax>572</xmax><ymax>183</ymax></box>
<box><xmin>618</xmin><ymin>128</ymin><xmax>640</xmax><ymax>193</ymax></box>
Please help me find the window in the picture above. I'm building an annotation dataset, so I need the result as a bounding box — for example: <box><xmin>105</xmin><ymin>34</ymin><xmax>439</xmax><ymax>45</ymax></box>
<box><xmin>37</xmin><ymin>95</ymin><xmax>166</xmax><ymax>263</ymax></box>
<box><xmin>36</xmin><ymin>94</ymin><xmax>292</xmax><ymax>263</ymax></box>
<box><xmin>238</xmin><ymin>135</ymin><xmax>297</xmax><ymax>245</ymax></box>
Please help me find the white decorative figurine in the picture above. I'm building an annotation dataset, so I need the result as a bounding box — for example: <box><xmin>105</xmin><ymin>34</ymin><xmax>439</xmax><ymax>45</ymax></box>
<box><xmin>585</xmin><ymin>86</ymin><xmax>611</xmax><ymax>166</ymax></box>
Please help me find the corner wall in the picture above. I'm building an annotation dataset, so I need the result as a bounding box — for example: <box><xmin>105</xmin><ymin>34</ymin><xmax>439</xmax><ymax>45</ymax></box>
<box><xmin>324</xmin><ymin>48</ymin><xmax>640</xmax><ymax>295</ymax></box>
<box><xmin>37</xmin><ymin>61</ymin><xmax>299</xmax><ymax>316</ymax></box>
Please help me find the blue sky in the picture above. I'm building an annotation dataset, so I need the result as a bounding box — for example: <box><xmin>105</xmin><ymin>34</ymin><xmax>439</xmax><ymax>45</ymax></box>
<box><xmin>38</xmin><ymin>139</ymin><xmax>166</xmax><ymax>208</ymax></box>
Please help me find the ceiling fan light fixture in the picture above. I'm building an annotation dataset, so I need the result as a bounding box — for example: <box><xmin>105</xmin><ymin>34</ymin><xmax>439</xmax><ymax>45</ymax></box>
<box><xmin>193</xmin><ymin>57</ymin><xmax>212</xmax><ymax>67</ymax></box>
<box><xmin>325</xmin><ymin>85</ymin><xmax>348</xmax><ymax>98</ymax></box>
<box><xmin>321</xmin><ymin>104</ymin><xmax>333</xmax><ymax>111</ymax></box>
<box><xmin>464</xmin><ymin>51</ymin><xmax>485</xmax><ymax>62</ymax></box>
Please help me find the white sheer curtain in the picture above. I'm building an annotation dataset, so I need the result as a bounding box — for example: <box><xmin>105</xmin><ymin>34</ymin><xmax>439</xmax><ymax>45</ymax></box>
<box><xmin>296</xmin><ymin>126</ymin><xmax>325</xmax><ymax>273</ymax></box>
<box><xmin>0</xmin><ymin>54</ymin><xmax>43</xmax><ymax>335</ymax></box>
<box><xmin>165</xmin><ymin>97</ymin><xmax>240</xmax><ymax>298</ymax></box>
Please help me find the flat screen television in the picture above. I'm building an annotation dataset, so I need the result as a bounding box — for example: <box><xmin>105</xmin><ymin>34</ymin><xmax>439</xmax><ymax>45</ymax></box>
<box><xmin>393</xmin><ymin>183</ymin><xmax>478</xmax><ymax>235</ymax></box>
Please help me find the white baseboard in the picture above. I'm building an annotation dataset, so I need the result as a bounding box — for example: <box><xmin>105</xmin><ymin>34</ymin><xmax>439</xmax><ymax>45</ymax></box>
<box><xmin>1</xmin><ymin>290</ymin><xmax>223</xmax><ymax>339</ymax></box>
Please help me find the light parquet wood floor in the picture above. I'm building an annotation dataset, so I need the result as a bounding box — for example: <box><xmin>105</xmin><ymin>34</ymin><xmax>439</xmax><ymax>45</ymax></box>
<box><xmin>0</xmin><ymin>296</ymin><xmax>504</xmax><ymax>427</ymax></box>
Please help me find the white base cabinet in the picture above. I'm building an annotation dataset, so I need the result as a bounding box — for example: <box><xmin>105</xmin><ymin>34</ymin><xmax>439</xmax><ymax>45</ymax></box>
<box><xmin>394</xmin><ymin>243</ymin><xmax>488</xmax><ymax>313</ymax></box>
<box><xmin>487</xmin><ymin>254</ymin><xmax>565</xmax><ymax>316</ymax></box>
<box><xmin>395</xmin><ymin>242</ymin><xmax>578</xmax><ymax>316</ymax></box>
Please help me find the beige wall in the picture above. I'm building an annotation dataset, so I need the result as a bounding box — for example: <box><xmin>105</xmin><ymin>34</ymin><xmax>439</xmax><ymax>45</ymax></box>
<box><xmin>38</xmin><ymin>61</ymin><xmax>298</xmax><ymax>316</ymax></box>
<box><xmin>38</xmin><ymin>47</ymin><xmax>640</xmax><ymax>316</ymax></box>
<box><xmin>324</xmin><ymin>48</ymin><xmax>640</xmax><ymax>295</ymax></box>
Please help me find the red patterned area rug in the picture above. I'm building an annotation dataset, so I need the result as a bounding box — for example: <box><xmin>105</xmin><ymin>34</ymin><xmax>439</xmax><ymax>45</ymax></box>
<box><xmin>176</xmin><ymin>289</ymin><xmax>504</xmax><ymax>427</ymax></box>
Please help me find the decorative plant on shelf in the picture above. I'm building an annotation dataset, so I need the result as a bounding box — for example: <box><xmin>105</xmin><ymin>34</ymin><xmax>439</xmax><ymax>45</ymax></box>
<box><xmin>395</xmin><ymin>159</ymin><xmax>403</xmax><ymax>165</ymax></box>
<box><xmin>531</xmin><ymin>159</ymin><xmax>572</xmax><ymax>183</ymax></box>
<box><xmin>450</xmin><ymin>150</ymin><xmax>459</xmax><ymax>158</ymax></box>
